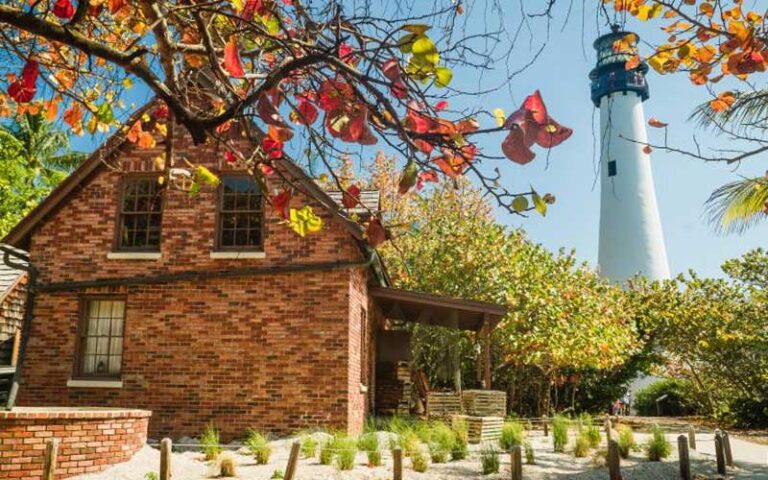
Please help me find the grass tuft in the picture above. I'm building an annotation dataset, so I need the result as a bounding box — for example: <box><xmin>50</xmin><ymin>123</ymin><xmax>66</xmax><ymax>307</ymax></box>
<box><xmin>552</xmin><ymin>415</ymin><xmax>569</xmax><ymax>453</ymax></box>
<box><xmin>334</xmin><ymin>436</ymin><xmax>358</xmax><ymax>471</ymax></box>
<box><xmin>480</xmin><ymin>443</ymin><xmax>500</xmax><ymax>474</ymax></box>
<box><xmin>617</xmin><ymin>425</ymin><xmax>635</xmax><ymax>459</ymax></box>
<box><xmin>524</xmin><ymin>441</ymin><xmax>535</xmax><ymax>465</ymax></box>
<box><xmin>500</xmin><ymin>421</ymin><xmax>524</xmax><ymax>450</ymax></box>
<box><xmin>573</xmin><ymin>433</ymin><xmax>591</xmax><ymax>457</ymax></box>
<box><xmin>217</xmin><ymin>451</ymin><xmax>237</xmax><ymax>477</ymax></box>
<box><xmin>358</xmin><ymin>432</ymin><xmax>382</xmax><ymax>467</ymax></box>
<box><xmin>200</xmin><ymin>425</ymin><xmax>222</xmax><ymax>461</ymax></box>
<box><xmin>245</xmin><ymin>429</ymin><xmax>271</xmax><ymax>465</ymax></box>
<box><xmin>300</xmin><ymin>434</ymin><xmax>317</xmax><ymax>459</ymax></box>
<box><xmin>645</xmin><ymin>425</ymin><xmax>671</xmax><ymax>461</ymax></box>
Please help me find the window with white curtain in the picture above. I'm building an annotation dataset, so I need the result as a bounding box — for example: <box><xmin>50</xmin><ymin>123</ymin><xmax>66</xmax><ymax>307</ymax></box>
<box><xmin>75</xmin><ymin>299</ymin><xmax>125</xmax><ymax>378</ymax></box>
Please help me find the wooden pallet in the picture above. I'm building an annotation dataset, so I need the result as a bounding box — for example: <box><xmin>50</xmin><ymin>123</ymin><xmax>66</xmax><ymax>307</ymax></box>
<box><xmin>452</xmin><ymin>415</ymin><xmax>504</xmax><ymax>444</ymax></box>
<box><xmin>462</xmin><ymin>390</ymin><xmax>507</xmax><ymax>417</ymax></box>
<box><xmin>426</xmin><ymin>392</ymin><xmax>462</xmax><ymax>417</ymax></box>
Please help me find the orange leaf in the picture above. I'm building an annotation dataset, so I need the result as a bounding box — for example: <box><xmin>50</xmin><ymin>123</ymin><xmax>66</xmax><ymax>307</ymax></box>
<box><xmin>648</xmin><ymin>117</ymin><xmax>668</xmax><ymax>128</ymax></box>
<box><xmin>137</xmin><ymin>131</ymin><xmax>156</xmax><ymax>148</ymax></box>
<box><xmin>223</xmin><ymin>36</ymin><xmax>245</xmax><ymax>78</ymax></box>
<box><xmin>625</xmin><ymin>55</ymin><xmax>641</xmax><ymax>71</ymax></box>
<box><xmin>710</xmin><ymin>91</ymin><xmax>735</xmax><ymax>112</ymax></box>
<box><xmin>63</xmin><ymin>105</ymin><xmax>83</xmax><ymax>133</ymax></box>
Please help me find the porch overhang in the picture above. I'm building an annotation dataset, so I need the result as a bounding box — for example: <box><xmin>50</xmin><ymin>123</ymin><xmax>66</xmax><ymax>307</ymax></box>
<box><xmin>369</xmin><ymin>286</ymin><xmax>507</xmax><ymax>332</ymax></box>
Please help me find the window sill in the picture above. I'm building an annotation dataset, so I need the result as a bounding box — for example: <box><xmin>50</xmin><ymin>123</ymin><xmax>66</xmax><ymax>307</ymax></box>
<box><xmin>359</xmin><ymin>384</ymin><xmax>368</xmax><ymax>394</ymax></box>
<box><xmin>67</xmin><ymin>379</ymin><xmax>123</xmax><ymax>389</ymax></box>
<box><xmin>107</xmin><ymin>252</ymin><xmax>161</xmax><ymax>260</ymax></box>
<box><xmin>210</xmin><ymin>251</ymin><xmax>266</xmax><ymax>259</ymax></box>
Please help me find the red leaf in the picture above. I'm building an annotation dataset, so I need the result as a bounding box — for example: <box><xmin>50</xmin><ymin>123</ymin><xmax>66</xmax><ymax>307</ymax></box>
<box><xmin>434</xmin><ymin>153</ymin><xmax>468</xmax><ymax>177</ymax></box>
<box><xmin>643</xmin><ymin>145</ymin><xmax>653</xmax><ymax>154</ymax></box>
<box><xmin>318</xmin><ymin>80</ymin><xmax>352</xmax><ymax>112</ymax></box>
<box><xmin>295</xmin><ymin>98</ymin><xmax>318</xmax><ymax>125</ymax></box>
<box><xmin>108</xmin><ymin>0</ymin><xmax>126</xmax><ymax>14</ymax></box>
<box><xmin>339</xmin><ymin>43</ymin><xmax>357</xmax><ymax>65</ymax></box>
<box><xmin>365</xmin><ymin>218</ymin><xmax>388</xmax><ymax>247</ymax></box>
<box><xmin>53</xmin><ymin>0</ymin><xmax>75</xmax><ymax>19</ymax></box>
<box><xmin>502</xmin><ymin>126</ymin><xmax>535</xmax><ymax>165</ymax></box>
<box><xmin>419</xmin><ymin>171</ymin><xmax>439</xmax><ymax>183</ymax></box>
<box><xmin>342</xmin><ymin>184</ymin><xmax>361</xmax><ymax>208</ymax></box>
<box><xmin>225</xmin><ymin>150</ymin><xmax>237</xmax><ymax>163</ymax></box>
<box><xmin>648</xmin><ymin>117</ymin><xmax>668</xmax><ymax>128</ymax></box>
<box><xmin>262</xmin><ymin>136</ymin><xmax>283</xmax><ymax>159</ymax></box>
<box><xmin>8</xmin><ymin>60</ymin><xmax>39</xmax><ymax>104</ymax></box>
<box><xmin>535</xmin><ymin>119</ymin><xmax>573</xmax><ymax>148</ymax></box>
<box><xmin>523</xmin><ymin>90</ymin><xmax>548</xmax><ymax>124</ymax></box>
<box><xmin>435</xmin><ymin>100</ymin><xmax>448</xmax><ymax>112</ymax></box>
<box><xmin>272</xmin><ymin>189</ymin><xmax>291</xmax><ymax>220</ymax></box>
<box><xmin>259</xmin><ymin>163</ymin><xmax>274</xmax><ymax>175</ymax></box>
<box><xmin>223</xmin><ymin>36</ymin><xmax>245</xmax><ymax>78</ymax></box>
<box><xmin>153</xmin><ymin>104</ymin><xmax>169</xmax><ymax>119</ymax></box>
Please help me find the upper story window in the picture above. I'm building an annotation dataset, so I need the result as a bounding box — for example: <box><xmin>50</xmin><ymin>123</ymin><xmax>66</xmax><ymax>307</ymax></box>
<box><xmin>608</xmin><ymin>160</ymin><xmax>617</xmax><ymax>177</ymax></box>
<box><xmin>74</xmin><ymin>299</ymin><xmax>125</xmax><ymax>379</ymax></box>
<box><xmin>216</xmin><ymin>176</ymin><xmax>264</xmax><ymax>250</ymax></box>
<box><xmin>117</xmin><ymin>177</ymin><xmax>163</xmax><ymax>251</ymax></box>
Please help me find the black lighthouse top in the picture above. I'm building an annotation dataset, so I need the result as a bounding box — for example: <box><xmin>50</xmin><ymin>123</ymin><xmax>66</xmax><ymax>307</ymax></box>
<box><xmin>589</xmin><ymin>26</ymin><xmax>649</xmax><ymax>107</ymax></box>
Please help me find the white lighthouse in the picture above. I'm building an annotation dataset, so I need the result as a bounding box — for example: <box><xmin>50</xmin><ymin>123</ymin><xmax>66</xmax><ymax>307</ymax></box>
<box><xmin>590</xmin><ymin>27</ymin><xmax>670</xmax><ymax>282</ymax></box>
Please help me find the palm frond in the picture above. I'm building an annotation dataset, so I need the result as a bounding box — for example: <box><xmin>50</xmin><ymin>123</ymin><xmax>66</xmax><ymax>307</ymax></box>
<box><xmin>705</xmin><ymin>176</ymin><xmax>768</xmax><ymax>235</ymax></box>
<box><xmin>690</xmin><ymin>90</ymin><xmax>768</xmax><ymax>133</ymax></box>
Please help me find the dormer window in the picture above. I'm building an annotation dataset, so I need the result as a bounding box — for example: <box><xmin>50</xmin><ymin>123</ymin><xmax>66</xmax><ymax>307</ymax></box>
<box><xmin>116</xmin><ymin>176</ymin><xmax>163</xmax><ymax>251</ymax></box>
<box><xmin>216</xmin><ymin>175</ymin><xmax>264</xmax><ymax>251</ymax></box>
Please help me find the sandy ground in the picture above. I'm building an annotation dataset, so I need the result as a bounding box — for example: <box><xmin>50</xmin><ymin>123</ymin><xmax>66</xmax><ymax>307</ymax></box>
<box><xmin>74</xmin><ymin>430</ymin><xmax>768</xmax><ymax>480</ymax></box>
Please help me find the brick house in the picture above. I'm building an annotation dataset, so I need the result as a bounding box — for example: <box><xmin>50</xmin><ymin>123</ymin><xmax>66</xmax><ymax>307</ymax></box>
<box><xmin>0</xmin><ymin>102</ymin><xmax>506</xmax><ymax>441</ymax></box>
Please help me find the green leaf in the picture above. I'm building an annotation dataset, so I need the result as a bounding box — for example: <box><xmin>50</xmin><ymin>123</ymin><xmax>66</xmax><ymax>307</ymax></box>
<box><xmin>402</xmin><ymin>24</ymin><xmax>431</xmax><ymax>35</ymax></box>
<box><xmin>512</xmin><ymin>196</ymin><xmax>529</xmax><ymax>212</ymax></box>
<box><xmin>435</xmin><ymin>66</ymin><xmax>453</xmax><ymax>88</ymax></box>
<box><xmin>411</xmin><ymin>35</ymin><xmax>437</xmax><ymax>56</ymax></box>
<box><xmin>532</xmin><ymin>192</ymin><xmax>547</xmax><ymax>216</ymax></box>
<box><xmin>398</xmin><ymin>34</ymin><xmax>417</xmax><ymax>54</ymax></box>
<box><xmin>96</xmin><ymin>103</ymin><xmax>114</xmax><ymax>124</ymax></box>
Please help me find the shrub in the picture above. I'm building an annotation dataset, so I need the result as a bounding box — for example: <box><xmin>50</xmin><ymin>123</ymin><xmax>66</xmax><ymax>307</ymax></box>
<box><xmin>300</xmin><ymin>434</ymin><xmax>317</xmax><ymax>458</ymax></box>
<box><xmin>552</xmin><ymin>415</ymin><xmax>569</xmax><ymax>453</ymax></box>
<box><xmin>358</xmin><ymin>433</ymin><xmax>381</xmax><ymax>467</ymax></box>
<box><xmin>399</xmin><ymin>430</ymin><xmax>421</xmax><ymax>457</ymax></box>
<box><xmin>144</xmin><ymin>473</ymin><xmax>159</xmax><ymax>480</ymax></box>
<box><xmin>480</xmin><ymin>444</ymin><xmax>500</xmax><ymax>474</ymax></box>
<box><xmin>335</xmin><ymin>436</ymin><xmax>358</xmax><ymax>471</ymax></box>
<box><xmin>245</xmin><ymin>429</ymin><xmax>271</xmax><ymax>465</ymax></box>
<box><xmin>634</xmin><ymin>379</ymin><xmax>698</xmax><ymax>416</ymax></box>
<box><xmin>729</xmin><ymin>397</ymin><xmax>768</xmax><ymax>428</ymax></box>
<box><xmin>578</xmin><ymin>415</ymin><xmax>601</xmax><ymax>449</ymax></box>
<box><xmin>200</xmin><ymin>425</ymin><xmax>221</xmax><ymax>461</ymax></box>
<box><xmin>217</xmin><ymin>451</ymin><xmax>237</xmax><ymax>477</ymax></box>
<box><xmin>524</xmin><ymin>441</ymin><xmax>535</xmax><ymax>465</ymax></box>
<box><xmin>645</xmin><ymin>425</ymin><xmax>671</xmax><ymax>461</ymax></box>
<box><xmin>411</xmin><ymin>449</ymin><xmax>429</xmax><ymax>472</ymax></box>
<box><xmin>499</xmin><ymin>421</ymin><xmax>524</xmax><ymax>450</ymax></box>
<box><xmin>270</xmin><ymin>469</ymin><xmax>284</xmax><ymax>479</ymax></box>
<box><xmin>573</xmin><ymin>433</ymin><xmax>591</xmax><ymax>458</ymax></box>
<box><xmin>428</xmin><ymin>423</ymin><xmax>455</xmax><ymax>463</ymax></box>
<box><xmin>617</xmin><ymin>425</ymin><xmax>635</xmax><ymax>459</ymax></box>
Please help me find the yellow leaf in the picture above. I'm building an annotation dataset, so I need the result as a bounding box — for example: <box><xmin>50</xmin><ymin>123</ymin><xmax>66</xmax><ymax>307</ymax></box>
<box><xmin>155</xmin><ymin>123</ymin><xmax>167</xmax><ymax>137</ymax></box>
<box><xmin>493</xmin><ymin>108</ymin><xmax>505</xmax><ymax>127</ymax></box>
<box><xmin>122</xmin><ymin>78</ymin><xmax>133</xmax><ymax>89</ymax></box>
<box><xmin>699</xmin><ymin>2</ymin><xmax>714</xmax><ymax>17</ymax></box>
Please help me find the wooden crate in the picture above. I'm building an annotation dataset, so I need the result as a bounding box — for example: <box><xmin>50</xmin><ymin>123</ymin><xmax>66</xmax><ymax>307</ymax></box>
<box><xmin>426</xmin><ymin>392</ymin><xmax>462</xmax><ymax>417</ymax></box>
<box><xmin>452</xmin><ymin>415</ymin><xmax>504</xmax><ymax>444</ymax></box>
<box><xmin>462</xmin><ymin>390</ymin><xmax>507</xmax><ymax>417</ymax></box>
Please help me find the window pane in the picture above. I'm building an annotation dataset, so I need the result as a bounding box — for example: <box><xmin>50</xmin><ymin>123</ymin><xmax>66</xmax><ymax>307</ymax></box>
<box><xmin>82</xmin><ymin>354</ymin><xmax>96</xmax><ymax>374</ymax></box>
<box><xmin>80</xmin><ymin>300</ymin><xmax>125</xmax><ymax>377</ymax></box>
<box><xmin>109</xmin><ymin>355</ymin><xmax>122</xmax><ymax>374</ymax></box>
<box><xmin>119</xmin><ymin>178</ymin><xmax>162</xmax><ymax>249</ymax></box>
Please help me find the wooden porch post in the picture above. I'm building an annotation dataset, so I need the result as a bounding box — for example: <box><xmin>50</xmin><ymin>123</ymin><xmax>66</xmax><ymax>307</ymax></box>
<box><xmin>482</xmin><ymin>314</ymin><xmax>491</xmax><ymax>390</ymax></box>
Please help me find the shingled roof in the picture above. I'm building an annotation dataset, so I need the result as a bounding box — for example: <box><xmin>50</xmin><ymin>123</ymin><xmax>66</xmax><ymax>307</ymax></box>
<box><xmin>0</xmin><ymin>245</ymin><xmax>28</xmax><ymax>301</ymax></box>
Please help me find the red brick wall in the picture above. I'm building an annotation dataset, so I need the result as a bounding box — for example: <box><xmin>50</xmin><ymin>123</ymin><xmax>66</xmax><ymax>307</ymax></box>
<box><xmin>0</xmin><ymin>408</ymin><xmax>149</xmax><ymax>479</ymax></box>
<box><xmin>18</xmin><ymin>119</ymin><xmax>372</xmax><ymax>440</ymax></box>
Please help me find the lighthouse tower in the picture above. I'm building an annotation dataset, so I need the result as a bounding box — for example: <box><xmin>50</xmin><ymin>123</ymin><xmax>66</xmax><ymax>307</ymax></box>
<box><xmin>590</xmin><ymin>27</ymin><xmax>670</xmax><ymax>282</ymax></box>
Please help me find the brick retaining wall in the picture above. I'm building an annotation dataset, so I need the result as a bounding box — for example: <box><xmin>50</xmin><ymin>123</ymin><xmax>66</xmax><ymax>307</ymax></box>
<box><xmin>0</xmin><ymin>408</ymin><xmax>150</xmax><ymax>479</ymax></box>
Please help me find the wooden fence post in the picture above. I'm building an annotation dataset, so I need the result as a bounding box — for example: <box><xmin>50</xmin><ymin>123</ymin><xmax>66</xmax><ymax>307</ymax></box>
<box><xmin>160</xmin><ymin>438</ymin><xmax>172</xmax><ymax>480</ymax></box>
<box><xmin>722</xmin><ymin>431</ymin><xmax>734</xmax><ymax>467</ymax></box>
<box><xmin>714</xmin><ymin>431</ymin><xmax>726</xmax><ymax>475</ymax></box>
<box><xmin>677</xmin><ymin>435</ymin><xmax>691</xmax><ymax>480</ymax></box>
<box><xmin>542</xmin><ymin>416</ymin><xmax>548</xmax><ymax>437</ymax></box>
<box><xmin>607</xmin><ymin>439</ymin><xmax>621</xmax><ymax>480</ymax></box>
<box><xmin>42</xmin><ymin>438</ymin><xmax>59</xmax><ymax>480</ymax></box>
<box><xmin>510</xmin><ymin>446</ymin><xmax>522</xmax><ymax>480</ymax></box>
<box><xmin>284</xmin><ymin>441</ymin><xmax>300</xmax><ymax>480</ymax></box>
<box><xmin>605</xmin><ymin>416</ymin><xmax>613</xmax><ymax>447</ymax></box>
<box><xmin>687</xmin><ymin>425</ymin><xmax>696</xmax><ymax>450</ymax></box>
<box><xmin>393</xmin><ymin>447</ymin><xmax>403</xmax><ymax>480</ymax></box>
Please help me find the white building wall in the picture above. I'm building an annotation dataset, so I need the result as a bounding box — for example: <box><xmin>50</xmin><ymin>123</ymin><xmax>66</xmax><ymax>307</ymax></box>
<box><xmin>598</xmin><ymin>92</ymin><xmax>670</xmax><ymax>282</ymax></box>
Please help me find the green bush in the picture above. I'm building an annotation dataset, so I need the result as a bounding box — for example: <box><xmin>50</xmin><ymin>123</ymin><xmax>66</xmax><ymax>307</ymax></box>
<box><xmin>729</xmin><ymin>397</ymin><xmax>768</xmax><ymax>428</ymax></box>
<box><xmin>480</xmin><ymin>444</ymin><xmax>500</xmax><ymax>474</ymax></box>
<box><xmin>499</xmin><ymin>421</ymin><xmax>524</xmax><ymax>450</ymax></box>
<box><xmin>573</xmin><ymin>434</ymin><xmax>590</xmax><ymax>457</ymax></box>
<box><xmin>411</xmin><ymin>449</ymin><xmax>429</xmax><ymax>472</ymax></box>
<box><xmin>300</xmin><ymin>434</ymin><xmax>317</xmax><ymax>458</ymax></box>
<box><xmin>645</xmin><ymin>425</ymin><xmax>671</xmax><ymax>461</ymax></box>
<box><xmin>524</xmin><ymin>441</ymin><xmax>535</xmax><ymax>465</ymax></box>
<box><xmin>552</xmin><ymin>415</ymin><xmax>569</xmax><ymax>453</ymax></box>
<box><xmin>427</xmin><ymin>423</ymin><xmax>454</xmax><ymax>463</ymax></box>
<box><xmin>200</xmin><ymin>425</ymin><xmax>221</xmax><ymax>461</ymax></box>
<box><xmin>634</xmin><ymin>379</ymin><xmax>699</xmax><ymax>416</ymax></box>
<box><xmin>335</xmin><ymin>436</ymin><xmax>358</xmax><ymax>471</ymax></box>
<box><xmin>617</xmin><ymin>425</ymin><xmax>635</xmax><ymax>459</ymax></box>
<box><xmin>358</xmin><ymin>433</ymin><xmax>381</xmax><ymax>467</ymax></box>
<box><xmin>245</xmin><ymin>429</ymin><xmax>271</xmax><ymax>465</ymax></box>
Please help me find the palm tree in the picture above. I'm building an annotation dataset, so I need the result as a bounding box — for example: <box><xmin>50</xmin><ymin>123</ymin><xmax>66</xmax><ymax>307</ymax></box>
<box><xmin>0</xmin><ymin>113</ymin><xmax>86</xmax><ymax>237</ymax></box>
<box><xmin>691</xmin><ymin>90</ymin><xmax>768</xmax><ymax>233</ymax></box>
<box><xmin>0</xmin><ymin>113</ymin><xmax>86</xmax><ymax>189</ymax></box>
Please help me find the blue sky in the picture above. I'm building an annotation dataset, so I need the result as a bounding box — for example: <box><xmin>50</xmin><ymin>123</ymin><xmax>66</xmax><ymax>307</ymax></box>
<box><xmin>68</xmin><ymin>2</ymin><xmax>765</xmax><ymax>279</ymax></box>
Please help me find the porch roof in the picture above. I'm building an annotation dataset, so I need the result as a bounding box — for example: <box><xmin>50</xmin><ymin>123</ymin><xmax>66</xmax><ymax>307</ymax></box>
<box><xmin>369</xmin><ymin>286</ymin><xmax>507</xmax><ymax>332</ymax></box>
